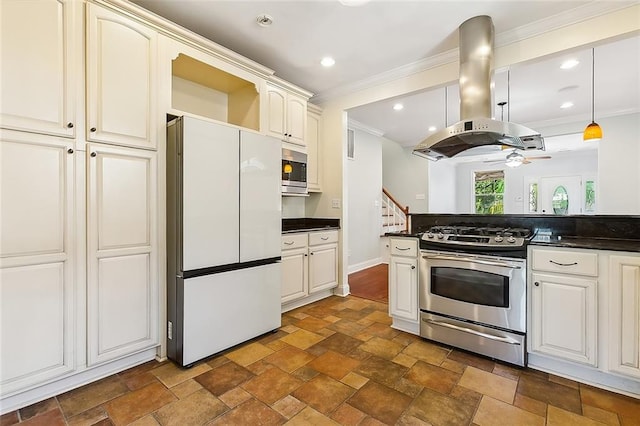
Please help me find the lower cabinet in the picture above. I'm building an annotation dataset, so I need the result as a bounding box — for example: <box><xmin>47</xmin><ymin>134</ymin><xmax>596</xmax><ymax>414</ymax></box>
<box><xmin>530</xmin><ymin>271</ymin><xmax>597</xmax><ymax>365</ymax></box>
<box><xmin>281</xmin><ymin>230</ymin><xmax>338</xmax><ymax>309</ymax></box>
<box><xmin>388</xmin><ymin>238</ymin><xmax>419</xmax><ymax>333</ymax></box>
<box><xmin>528</xmin><ymin>246</ymin><xmax>640</xmax><ymax>397</ymax></box>
<box><xmin>608</xmin><ymin>254</ymin><xmax>640</xmax><ymax>379</ymax></box>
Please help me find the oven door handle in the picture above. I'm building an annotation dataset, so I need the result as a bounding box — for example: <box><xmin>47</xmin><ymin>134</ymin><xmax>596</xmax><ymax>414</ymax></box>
<box><xmin>423</xmin><ymin>319</ymin><xmax>522</xmax><ymax>345</ymax></box>
<box><xmin>422</xmin><ymin>254</ymin><xmax>522</xmax><ymax>269</ymax></box>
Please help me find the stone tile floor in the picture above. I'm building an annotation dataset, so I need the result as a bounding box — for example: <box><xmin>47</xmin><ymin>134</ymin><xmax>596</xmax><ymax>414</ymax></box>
<box><xmin>2</xmin><ymin>295</ymin><xmax>639</xmax><ymax>425</ymax></box>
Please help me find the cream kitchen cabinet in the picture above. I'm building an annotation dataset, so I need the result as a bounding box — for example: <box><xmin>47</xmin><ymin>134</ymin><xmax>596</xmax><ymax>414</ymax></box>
<box><xmin>86</xmin><ymin>3</ymin><xmax>157</xmax><ymax>149</ymax></box>
<box><xmin>265</xmin><ymin>83</ymin><xmax>308</xmax><ymax>146</ymax></box>
<box><xmin>389</xmin><ymin>238</ymin><xmax>419</xmax><ymax>334</ymax></box>
<box><xmin>0</xmin><ymin>130</ymin><xmax>77</xmax><ymax>396</ymax></box>
<box><xmin>608</xmin><ymin>254</ymin><xmax>640</xmax><ymax>379</ymax></box>
<box><xmin>281</xmin><ymin>230</ymin><xmax>338</xmax><ymax>310</ymax></box>
<box><xmin>0</xmin><ymin>0</ymin><xmax>79</xmax><ymax>138</ymax></box>
<box><xmin>86</xmin><ymin>143</ymin><xmax>159</xmax><ymax>366</ymax></box>
<box><xmin>308</xmin><ymin>231</ymin><xmax>339</xmax><ymax>293</ymax></box>
<box><xmin>306</xmin><ymin>104</ymin><xmax>323</xmax><ymax>192</ymax></box>
<box><xmin>529</xmin><ymin>247</ymin><xmax>598</xmax><ymax>366</ymax></box>
<box><xmin>281</xmin><ymin>234</ymin><xmax>309</xmax><ymax>303</ymax></box>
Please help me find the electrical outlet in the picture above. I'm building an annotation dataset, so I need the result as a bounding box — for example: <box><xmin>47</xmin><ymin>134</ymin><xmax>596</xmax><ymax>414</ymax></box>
<box><xmin>331</xmin><ymin>198</ymin><xmax>341</xmax><ymax>209</ymax></box>
<box><xmin>168</xmin><ymin>321</ymin><xmax>173</xmax><ymax>340</ymax></box>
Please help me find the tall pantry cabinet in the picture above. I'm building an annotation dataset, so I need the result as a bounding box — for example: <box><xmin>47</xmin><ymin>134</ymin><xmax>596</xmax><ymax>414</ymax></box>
<box><xmin>0</xmin><ymin>0</ymin><xmax>159</xmax><ymax>409</ymax></box>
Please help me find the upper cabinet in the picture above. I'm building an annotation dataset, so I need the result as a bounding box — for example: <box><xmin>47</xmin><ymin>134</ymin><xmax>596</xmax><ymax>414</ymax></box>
<box><xmin>86</xmin><ymin>4</ymin><xmax>157</xmax><ymax>149</ymax></box>
<box><xmin>306</xmin><ymin>103</ymin><xmax>323</xmax><ymax>192</ymax></box>
<box><xmin>265</xmin><ymin>83</ymin><xmax>309</xmax><ymax>146</ymax></box>
<box><xmin>0</xmin><ymin>0</ymin><xmax>78</xmax><ymax>138</ymax></box>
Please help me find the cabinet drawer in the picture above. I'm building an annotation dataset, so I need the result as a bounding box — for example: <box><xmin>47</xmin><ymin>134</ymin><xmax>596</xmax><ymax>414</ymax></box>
<box><xmin>281</xmin><ymin>234</ymin><xmax>308</xmax><ymax>250</ymax></box>
<box><xmin>390</xmin><ymin>238</ymin><xmax>418</xmax><ymax>257</ymax></box>
<box><xmin>309</xmin><ymin>230</ymin><xmax>338</xmax><ymax>246</ymax></box>
<box><xmin>531</xmin><ymin>248</ymin><xmax>598</xmax><ymax>277</ymax></box>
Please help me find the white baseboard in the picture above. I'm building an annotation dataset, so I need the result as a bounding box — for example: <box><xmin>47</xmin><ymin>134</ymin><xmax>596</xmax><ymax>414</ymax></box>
<box><xmin>347</xmin><ymin>258</ymin><xmax>383</xmax><ymax>274</ymax></box>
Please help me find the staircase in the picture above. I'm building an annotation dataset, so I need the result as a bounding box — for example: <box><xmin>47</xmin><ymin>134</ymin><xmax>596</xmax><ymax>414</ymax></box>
<box><xmin>381</xmin><ymin>188</ymin><xmax>409</xmax><ymax>235</ymax></box>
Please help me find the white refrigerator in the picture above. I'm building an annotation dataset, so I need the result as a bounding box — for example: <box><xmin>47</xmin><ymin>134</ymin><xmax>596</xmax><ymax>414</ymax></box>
<box><xmin>166</xmin><ymin>116</ymin><xmax>282</xmax><ymax>367</ymax></box>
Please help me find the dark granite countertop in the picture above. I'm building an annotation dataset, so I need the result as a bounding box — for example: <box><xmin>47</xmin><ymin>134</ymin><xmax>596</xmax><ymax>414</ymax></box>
<box><xmin>282</xmin><ymin>218</ymin><xmax>340</xmax><ymax>234</ymax></box>
<box><xmin>385</xmin><ymin>232</ymin><xmax>420</xmax><ymax>238</ymax></box>
<box><xmin>529</xmin><ymin>236</ymin><xmax>640</xmax><ymax>252</ymax></box>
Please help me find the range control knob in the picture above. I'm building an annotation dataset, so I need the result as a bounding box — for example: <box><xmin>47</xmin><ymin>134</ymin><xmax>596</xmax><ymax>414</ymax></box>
<box><xmin>426</xmin><ymin>232</ymin><xmax>434</xmax><ymax>239</ymax></box>
<box><xmin>494</xmin><ymin>236</ymin><xmax>504</xmax><ymax>243</ymax></box>
<box><xmin>507</xmin><ymin>236</ymin><xmax>516</xmax><ymax>243</ymax></box>
<box><xmin>437</xmin><ymin>233</ymin><xmax>445</xmax><ymax>240</ymax></box>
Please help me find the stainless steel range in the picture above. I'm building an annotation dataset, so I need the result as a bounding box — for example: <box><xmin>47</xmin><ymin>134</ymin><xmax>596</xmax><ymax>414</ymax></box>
<box><xmin>419</xmin><ymin>225</ymin><xmax>531</xmax><ymax>366</ymax></box>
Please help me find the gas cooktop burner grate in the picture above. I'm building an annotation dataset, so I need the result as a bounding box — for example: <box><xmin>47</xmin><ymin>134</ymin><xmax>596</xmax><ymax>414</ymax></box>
<box><xmin>420</xmin><ymin>224</ymin><xmax>532</xmax><ymax>256</ymax></box>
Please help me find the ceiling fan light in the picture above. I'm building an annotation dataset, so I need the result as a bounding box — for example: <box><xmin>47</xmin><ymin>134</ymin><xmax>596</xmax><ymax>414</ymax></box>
<box><xmin>505</xmin><ymin>158</ymin><xmax>523</xmax><ymax>168</ymax></box>
<box><xmin>583</xmin><ymin>121</ymin><xmax>602</xmax><ymax>141</ymax></box>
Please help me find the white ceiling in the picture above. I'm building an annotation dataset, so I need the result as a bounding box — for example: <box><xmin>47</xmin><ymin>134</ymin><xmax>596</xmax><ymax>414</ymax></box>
<box><xmin>131</xmin><ymin>0</ymin><xmax>640</xmax><ymax>148</ymax></box>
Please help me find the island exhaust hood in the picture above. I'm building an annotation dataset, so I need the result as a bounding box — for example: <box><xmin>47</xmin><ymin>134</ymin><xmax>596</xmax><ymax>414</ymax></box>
<box><xmin>413</xmin><ymin>15</ymin><xmax>544</xmax><ymax>161</ymax></box>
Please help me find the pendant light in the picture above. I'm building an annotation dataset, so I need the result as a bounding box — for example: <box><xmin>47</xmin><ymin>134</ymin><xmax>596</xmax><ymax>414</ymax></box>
<box><xmin>583</xmin><ymin>47</ymin><xmax>603</xmax><ymax>141</ymax></box>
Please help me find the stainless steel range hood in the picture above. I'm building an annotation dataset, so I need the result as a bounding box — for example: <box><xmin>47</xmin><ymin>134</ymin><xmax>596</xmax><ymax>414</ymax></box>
<box><xmin>413</xmin><ymin>16</ymin><xmax>544</xmax><ymax>161</ymax></box>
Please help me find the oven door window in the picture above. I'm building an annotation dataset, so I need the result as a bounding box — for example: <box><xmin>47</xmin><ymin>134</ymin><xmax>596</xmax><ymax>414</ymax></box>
<box><xmin>431</xmin><ymin>267</ymin><xmax>509</xmax><ymax>307</ymax></box>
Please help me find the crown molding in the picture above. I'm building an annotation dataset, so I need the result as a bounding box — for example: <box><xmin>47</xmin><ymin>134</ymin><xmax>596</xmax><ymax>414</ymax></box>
<box><xmin>312</xmin><ymin>1</ymin><xmax>636</xmax><ymax>105</ymax></box>
<box><xmin>348</xmin><ymin>119</ymin><xmax>385</xmax><ymax>137</ymax></box>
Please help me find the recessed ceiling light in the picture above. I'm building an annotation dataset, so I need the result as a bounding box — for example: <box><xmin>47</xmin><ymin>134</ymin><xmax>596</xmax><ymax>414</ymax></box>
<box><xmin>256</xmin><ymin>14</ymin><xmax>273</xmax><ymax>27</ymax></box>
<box><xmin>393</xmin><ymin>103</ymin><xmax>404</xmax><ymax>111</ymax></box>
<box><xmin>320</xmin><ymin>57</ymin><xmax>335</xmax><ymax>67</ymax></box>
<box><xmin>560</xmin><ymin>59</ymin><xmax>579</xmax><ymax>69</ymax></box>
<box><xmin>428</xmin><ymin>126</ymin><xmax>437</xmax><ymax>132</ymax></box>
<box><xmin>560</xmin><ymin>101</ymin><xmax>574</xmax><ymax>109</ymax></box>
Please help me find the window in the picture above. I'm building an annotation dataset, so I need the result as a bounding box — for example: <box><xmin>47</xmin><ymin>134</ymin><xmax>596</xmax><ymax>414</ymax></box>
<box><xmin>347</xmin><ymin>129</ymin><xmax>355</xmax><ymax>159</ymax></box>
<box><xmin>528</xmin><ymin>182</ymin><xmax>538</xmax><ymax>213</ymax></box>
<box><xmin>474</xmin><ymin>171</ymin><xmax>504</xmax><ymax>214</ymax></box>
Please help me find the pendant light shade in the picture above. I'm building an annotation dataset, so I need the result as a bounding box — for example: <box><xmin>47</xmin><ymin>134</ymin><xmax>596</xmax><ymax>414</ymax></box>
<box><xmin>584</xmin><ymin>121</ymin><xmax>603</xmax><ymax>141</ymax></box>
<box><xmin>584</xmin><ymin>48</ymin><xmax>602</xmax><ymax>141</ymax></box>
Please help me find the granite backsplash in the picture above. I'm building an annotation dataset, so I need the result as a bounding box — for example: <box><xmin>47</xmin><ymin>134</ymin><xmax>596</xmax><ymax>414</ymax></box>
<box><xmin>410</xmin><ymin>214</ymin><xmax>640</xmax><ymax>240</ymax></box>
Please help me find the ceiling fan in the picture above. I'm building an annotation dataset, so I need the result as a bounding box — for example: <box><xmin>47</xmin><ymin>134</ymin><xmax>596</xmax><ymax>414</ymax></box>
<box><xmin>484</xmin><ymin>150</ymin><xmax>552</xmax><ymax>168</ymax></box>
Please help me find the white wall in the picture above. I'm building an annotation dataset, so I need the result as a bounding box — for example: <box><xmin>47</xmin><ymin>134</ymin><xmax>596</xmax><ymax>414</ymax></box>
<box><xmin>428</xmin><ymin>160</ymin><xmax>457</xmax><ymax>213</ymax></box>
<box><xmin>453</xmin><ymin>149</ymin><xmax>598</xmax><ymax>214</ymax></box>
<box><xmin>596</xmin><ymin>113</ymin><xmax>640</xmax><ymax>214</ymax></box>
<box><xmin>381</xmin><ymin>139</ymin><xmax>429</xmax><ymax>213</ymax></box>
<box><xmin>347</xmin><ymin>128</ymin><xmax>383</xmax><ymax>272</ymax></box>
<box><xmin>534</xmin><ymin>112</ymin><xmax>639</xmax><ymax>214</ymax></box>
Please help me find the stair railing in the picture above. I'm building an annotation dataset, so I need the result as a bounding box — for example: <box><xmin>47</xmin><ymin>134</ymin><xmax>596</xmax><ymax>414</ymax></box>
<box><xmin>381</xmin><ymin>188</ymin><xmax>409</xmax><ymax>234</ymax></box>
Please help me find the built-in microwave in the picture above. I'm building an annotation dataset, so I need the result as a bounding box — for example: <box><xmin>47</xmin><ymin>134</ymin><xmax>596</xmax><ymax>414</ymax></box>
<box><xmin>282</xmin><ymin>148</ymin><xmax>307</xmax><ymax>194</ymax></box>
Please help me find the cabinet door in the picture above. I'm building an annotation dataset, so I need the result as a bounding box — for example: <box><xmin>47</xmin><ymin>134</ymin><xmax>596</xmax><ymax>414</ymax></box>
<box><xmin>306</xmin><ymin>108</ymin><xmax>322</xmax><ymax>192</ymax></box>
<box><xmin>265</xmin><ymin>85</ymin><xmax>286</xmax><ymax>139</ymax></box>
<box><xmin>608</xmin><ymin>255</ymin><xmax>640</xmax><ymax>379</ymax></box>
<box><xmin>0</xmin><ymin>132</ymin><xmax>76</xmax><ymax>393</ymax></box>
<box><xmin>309</xmin><ymin>244</ymin><xmax>338</xmax><ymax>293</ymax></box>
<box><xmin>0</xmin><ymin>0</ymin><xmax>77</xmax><ymax>137</ymax></box>
<box><xmin>86</xmin><ymin>4</ymin><xmax>157</xmax><ymax>149</ymax></box>
<box><xmin>389</xmin><ymin>257</ymin><xmax>418</xmax><ymax>321</ymax></box>
<box><xmin>86</xmin><ymin>144</ymin><xmax>158</xmax><ymax>365</ymax></box>
<box><xmin>286</xmin><ymin>94</ymin><xmax>307</xmax><ymax>146</ymax></box>
<box><xmin>530</xmin><ymin>272</ymin><xmax>597</xmax><ymax>365</ymax></box>
<box><xmin>282</xmin><ymin>248</ymin><xmax>308</xmax><ymax>303</ymax></box>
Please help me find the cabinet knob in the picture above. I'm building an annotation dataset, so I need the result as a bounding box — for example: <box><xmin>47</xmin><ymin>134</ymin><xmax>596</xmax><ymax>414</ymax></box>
<box><xmin>67</xmin><ymin>148</ymin><xmax>74</xmax><ymax>154</ymax></box>
<box><xmin>534</xmin><ymin>281</ymin><xmax>540</xmax><ymax>287</ymax></box>
<box><xmin>304</xmin><ymin>253</ymin><xmax>308</xmax><ymax>257</ymax></box>
<box><xmin>67</xmin><ymin>122</ymin><xmax>74</xmax><ymax>128</ymax></box>
<box><xmin>90</xmin><ymin>127</ymin><xmax>97</xmax><ymax>132</ymax></box>
<box><xmin>310</xmin><ymin>252</ymin><xmax>314</xmax><ymax>255</ymax></box>
<box><xmin>90</xmin><ymin>152</ymin><xmax>97</xmax><ymax>157</ymax></box>
<box><xmin>411</xmin><ymin>265</ymin><xmax>416</xmax><ymax>270</ymax></box>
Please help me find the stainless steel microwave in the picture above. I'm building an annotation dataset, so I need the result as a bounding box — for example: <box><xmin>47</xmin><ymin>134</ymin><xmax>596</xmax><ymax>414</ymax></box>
<box><xmin>282</xmin><ymin>148</ymin><xmax>307</xmax><ymax>194</ymax></box>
